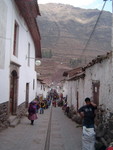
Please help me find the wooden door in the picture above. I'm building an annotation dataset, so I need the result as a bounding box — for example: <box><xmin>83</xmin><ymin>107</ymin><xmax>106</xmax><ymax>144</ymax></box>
<box><xmin>76</xmin><ymin>91</ymin><xmax>79</xmax><ymax>110</ymax></box>
<box><xmin>92</xmin><ymin>81</ymin><xmax>100</xmax><ymax>105</ymax></box>
<box><xmin>25</xmin><ymin>83</ymin><xmax>29</xmax><ymax>108</ymax></box>
<box><xmin>10</xmin><ymin>70</ymin><xmax>18</xmax><ymax>115</ymax></box>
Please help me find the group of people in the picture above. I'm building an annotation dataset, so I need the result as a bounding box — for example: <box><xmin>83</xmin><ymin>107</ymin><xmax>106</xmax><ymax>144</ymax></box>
<box><xmin>27</xmin><ymin>95</ymin><xmax>112</xmax><ymax>149</ymax></box>
<box><xmin>27</xmin><ymin>90</ymin><xmax>60</xmax><ymax>125</ymax></box>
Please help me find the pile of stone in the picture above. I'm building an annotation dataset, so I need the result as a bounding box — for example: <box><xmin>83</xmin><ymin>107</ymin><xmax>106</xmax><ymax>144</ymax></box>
<box><xmin>95</xmin><ymin>105</ymin><xmax>113</xmax><ymax>150</ymax></box>
<box><xmin>65</xmin><ymin>105</ymin><xmax>82</xmax><ymax>124</ymax></box>
<box><xmin>64</xmin><ymin>104</ymin><xmax>113</xmax><ymax>150</ymax></box>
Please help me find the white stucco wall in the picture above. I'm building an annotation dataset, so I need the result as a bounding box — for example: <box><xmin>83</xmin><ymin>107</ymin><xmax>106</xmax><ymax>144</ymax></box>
<box><xmin>65</xmin><ymin>79</ymin><xmax>84</xmax><ymax>108</ymax></box>
<box><xmin>37</xmin><ymin>81</ymin><xmax>50</xmax><ymax>99</ymax></box>
<box><xmin>0</xmin><ymin>0</ymin><xmax>11</xmax><ymax>103</ymax></box>
<box><xmin>62</xmin><ymin>55</ymin><xmax>113</xmax><ymax>111</ymax></box>
<box><xmin>0</xmin><ymin>0</ymin><xmax>39</xmax><ymax>105</ymax></box>
<box><xmin>37</xmin><ymin>81</ymin><xmax>43</xmax><ymax>95</ymax></box>
<box><xmin>62</xmin><ymin>81</ymin><xmax>68</xmax><ymax>97</ymax></box>
<box><xmin>84</xmin><ymin>57</ymin><xmax>113</xmax><ymax>111</ymax></box>
<box><xmin>43</xmin><ymin>86</ymin><xmax>50</xmax><ymax>98</ymax></box>
<box><xmin>77</xmin><ymin>57</ymin><xmax>113</xmax><ymax>110</ymax></box>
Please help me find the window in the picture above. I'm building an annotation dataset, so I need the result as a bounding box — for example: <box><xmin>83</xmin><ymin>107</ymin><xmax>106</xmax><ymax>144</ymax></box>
<box><xmin>13</xmin><ymin>21</ymin><xmax>19</xmax><ymax>56</ymax></box>
<box><xmin>43</xmin><ymin>85</ymin><xmax>45</xmax><ymax>91</ymax></box>
<box><xmin>27</xmin><ymin>43</ymin><xmax>30</xmax><ymax>66</ymax></box>
<box><xmin>33</xmin><ymin>79</ymin><xmax>35</xmax><ymax>90</ymax></box>
<box><xmin>41</xmin><ymin>85</ymin><xmax>42</xmax><ymax>90</ymax></box>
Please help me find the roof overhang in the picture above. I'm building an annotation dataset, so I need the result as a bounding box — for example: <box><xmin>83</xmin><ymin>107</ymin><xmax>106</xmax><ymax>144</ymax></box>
<box><xmin>67</xmin><ymin>72</ymin><xmax>85</xmax><ymax>81</ymax></box>
<box><xmin>37</xmin><ymin>78</ymin><xmax>43</xmax><ymax>82</ymax></box>
<box><xmin>15</xmin><ymin>0</ymin><xmax>42</xmax><ymax>58</ymax></box>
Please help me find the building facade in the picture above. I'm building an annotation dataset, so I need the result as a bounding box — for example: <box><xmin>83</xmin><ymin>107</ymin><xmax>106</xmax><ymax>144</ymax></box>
<box><xmin>0</xmin><ymin>0</ymin><xmax>41</xmax><ymax>130</ymax></box>
<box><xmin>63</xmin><ymin>53</ymin><xmax>113</xmax><ymax>111</ymax></box>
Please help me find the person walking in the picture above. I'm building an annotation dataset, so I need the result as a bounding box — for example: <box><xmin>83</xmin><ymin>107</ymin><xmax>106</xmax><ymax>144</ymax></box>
<box><xmin>40</xmin><ymin>101</ymin><xmax>45</xmax><ymax>114</ymax></box>
<box><xmin>78</xmin><ymin>97</ymin><xmax>97</xmax><ymax>150</ymax></box>
<box><xmin>28</xmin><ymin>101</ymin><xmax>38</xmax><ymax>125</ymax></box>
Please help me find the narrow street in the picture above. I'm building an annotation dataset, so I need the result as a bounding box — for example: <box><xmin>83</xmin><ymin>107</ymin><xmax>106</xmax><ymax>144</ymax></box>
<box><xmin>0</xmin><ymin>106</ymin><xmax>82</xmax><ymax>150</ymax></box>
<box><xmin>0</xmin><ymin>1</ymin><xmax>112</xmax><ymax>150</ymax></box>
<box><xmin>50</xmin><ymin>107</ymin><xmax>82</xmax><ymax>150</ymax></box>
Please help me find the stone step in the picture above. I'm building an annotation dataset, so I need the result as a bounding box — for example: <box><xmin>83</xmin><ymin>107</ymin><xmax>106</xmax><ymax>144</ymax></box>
<box><xmin>9</xmin><ymin>116</ymin><xmax>20</xmax><ymax>128</ymax></box>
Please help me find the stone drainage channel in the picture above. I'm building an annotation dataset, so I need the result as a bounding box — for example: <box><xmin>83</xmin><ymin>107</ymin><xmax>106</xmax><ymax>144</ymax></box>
<box><xmin>44</xmin><ymin>105</ymin><xmax>53</xmax><ymax>150</ymax></box>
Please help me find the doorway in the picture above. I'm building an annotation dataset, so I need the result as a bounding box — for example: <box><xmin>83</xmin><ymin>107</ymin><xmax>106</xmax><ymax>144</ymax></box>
<box><xmin>76</xmin><ymin>91</ymin><xmax>79</xmax><ymax>111</ymax></box>
<box><xmin>10</xmin><ymin>70</ymin><xmax>18</xmax><ymax>115</ymax></box>
<box><xmin>25</xmin><ymin>83</ymin><xmax>29</xmax><ymax>108</ymax></box>
<box><xmin>92</xmin><ymin>80</ymin><xmax>100</xmax><ymax>105</ymax></box>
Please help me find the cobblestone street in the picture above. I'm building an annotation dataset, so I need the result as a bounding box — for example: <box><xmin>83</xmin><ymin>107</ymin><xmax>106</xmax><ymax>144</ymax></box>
<box><xmin>0</xmin><ymin>107</ymin><xmax>82</xmax><ymax>150</ymax></box>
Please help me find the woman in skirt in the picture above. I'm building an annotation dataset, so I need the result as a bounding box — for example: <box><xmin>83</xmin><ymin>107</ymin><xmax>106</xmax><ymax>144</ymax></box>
<box><xmin>28</xmin><ymin>101</ymin><xmax>38</xmax><ymax>125</ymax></box>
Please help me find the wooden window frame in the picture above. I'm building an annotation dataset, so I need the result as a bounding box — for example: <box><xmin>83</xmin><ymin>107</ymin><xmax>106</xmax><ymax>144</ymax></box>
<box><xmin>27</xmin><ymin>43</ymin><xmax>30</xmax><ymax>66</ymax></box>
<box><xmin>13</xmin><ymin>21</ymin><xmax>19</xmax><ymax>56</ymax></box>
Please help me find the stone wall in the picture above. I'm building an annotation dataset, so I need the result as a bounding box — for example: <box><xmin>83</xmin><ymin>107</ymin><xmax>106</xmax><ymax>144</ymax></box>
<box><xmin>95</xmin><ymin>105</ymin><xmax>113</xmax><ymax>150</ymax></box>
<box><xmin>17</xmin><ymin>102</ymin><xmax>28</xmax><ymax>118</ymax></box>
<box><xmin>0</xmin><ymin>101</ymin><xmax>28</xmax><ymax>131</ymax></box>
<box><xmin>65</xmin><ymin>104</ymin><xmax>113</xmax><ymax>150</ymax></box>
<box><xmin>0</xmin><ymin>101</ymin><xmax>9</xmax><ymax>131</ymax></box>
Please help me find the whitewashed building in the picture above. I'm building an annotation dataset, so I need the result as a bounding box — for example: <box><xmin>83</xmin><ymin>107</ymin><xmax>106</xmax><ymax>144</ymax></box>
<box><xmin>37</xmin><ymin>78</ymin><xmax>44</xmax><ymax>96</ymax></box>
<box><xmin>37</xmin><ymin>78</ymin><xmax>50</xmax><ymax>99</ymax></box>
<box><xmin>63</xmin><ymin>52</ymin><xmax>113</xmax><ymax>111</ymax></box>
<box><xmin>56</xmin><ymin>80</ymin><xmax>68</xmax><ymax>98</ymax></box>
<box><xmin>0</xmin><ymin>0</ymin><xmax>41</xmax><ymax>129</ymax></box>
<box><xmin>42</xmin><ymin>83</ymin><xmax>50</xmax><ymax>98</ymax></box>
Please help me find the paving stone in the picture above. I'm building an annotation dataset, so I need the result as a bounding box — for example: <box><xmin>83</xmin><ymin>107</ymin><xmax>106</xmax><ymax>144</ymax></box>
<box><xmin>0</xmin><ymin>107</ymin><xmax>82</xmax><ymax>150</ymax></box>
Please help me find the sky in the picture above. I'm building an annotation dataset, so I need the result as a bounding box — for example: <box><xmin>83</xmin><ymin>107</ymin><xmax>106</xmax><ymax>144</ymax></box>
<box><xmin>38</xmin><ymin>0</ymin><xmax>112</xmax><ymax>12</ymax></box>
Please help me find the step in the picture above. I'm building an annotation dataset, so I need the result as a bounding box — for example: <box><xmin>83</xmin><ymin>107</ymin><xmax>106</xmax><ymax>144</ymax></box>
<box><xmin>9</xmin><ymin>116</ymin><xmax>20</xmax><ymax>128</ymax></box>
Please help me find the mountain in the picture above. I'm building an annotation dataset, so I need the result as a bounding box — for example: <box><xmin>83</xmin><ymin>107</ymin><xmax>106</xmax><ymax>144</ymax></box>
<box><xmin>36</xmin><ymin>3</ymin><xmax>112</xmax><ymax>83</ymax></box>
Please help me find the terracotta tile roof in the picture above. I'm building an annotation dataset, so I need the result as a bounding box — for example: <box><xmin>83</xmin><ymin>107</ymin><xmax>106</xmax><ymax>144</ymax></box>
<box><xmin>67</xmin><ymin>72</ymin><xmax>85</xmax><ymax>81</ymax></box>
<box><xmin>15</xmin><ymin>0</ymin><xmax>41</xmax><ymax>58</ymax></box>
<box><xmin>63</xmin><ymin>51</ymin><xmax>111</xmax><ymax>81</ymax></box>
<box><xmin>37</xmin><ymin>78</ymin><xmax>43</xmax><ymax>82</ymax></box>
<box><xmin>63</xmin><ymin>67</ymin><xmax>83</xmax><ymax>78</ymax></box>
<box><xmin>83</xmin><ymin>52</ymin><xmax>111</xmax><ymax>70</ymax></box>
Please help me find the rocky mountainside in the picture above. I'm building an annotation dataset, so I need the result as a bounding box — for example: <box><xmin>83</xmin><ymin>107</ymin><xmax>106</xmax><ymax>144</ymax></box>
<box><xmin>36</xmin><ymin>3</ymin><xmax>112</xmax><ymax>83</ymax></box>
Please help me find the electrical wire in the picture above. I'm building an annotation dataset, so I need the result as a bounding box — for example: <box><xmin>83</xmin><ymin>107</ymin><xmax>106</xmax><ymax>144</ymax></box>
<box><xmin>79</xmin><ymin>0</ymin><xmax>108</xmax><ymax>58</ymax></box>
